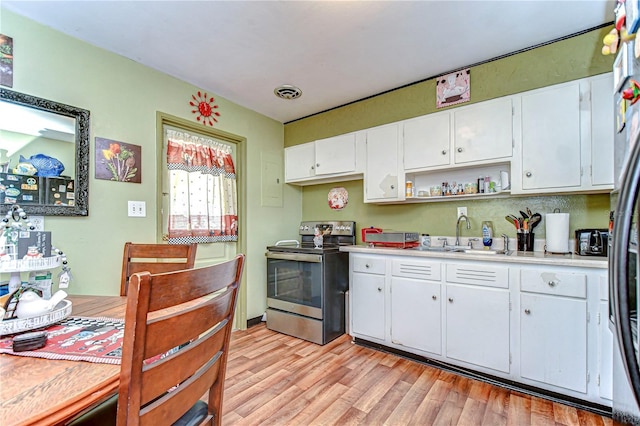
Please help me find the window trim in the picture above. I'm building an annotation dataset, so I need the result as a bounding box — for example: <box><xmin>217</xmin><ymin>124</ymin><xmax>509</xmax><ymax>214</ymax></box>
<box><xmin>156</xmin><ymin>111</ymin><xmax>247</xmax><ymax>330</ymax></box>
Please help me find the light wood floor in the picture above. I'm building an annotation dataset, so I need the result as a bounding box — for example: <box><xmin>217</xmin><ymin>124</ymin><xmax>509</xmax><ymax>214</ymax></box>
<box><xmin>223</xmin><ymin>324</ymin><xmax>613</xmax><ymax>426</ymax></box>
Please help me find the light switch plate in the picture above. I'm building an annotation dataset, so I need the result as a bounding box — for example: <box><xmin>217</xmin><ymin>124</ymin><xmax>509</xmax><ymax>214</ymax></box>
<box><xmin>128</xmin><ymin>201</ymin><xmax>146</xmax><ymax>217</ymax></box>
<box><xmin>457</xmin><ymin>207</ymin><xmax>467</xmax><ymax>218</ymax></box>
<box><xmin>29</xmin><ymin>215</ymin><xmax>45</xmax><ymax>231</ymax></box>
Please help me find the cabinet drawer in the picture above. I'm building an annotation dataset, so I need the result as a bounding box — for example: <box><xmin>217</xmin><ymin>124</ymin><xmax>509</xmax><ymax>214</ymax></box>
<box><xmin>445</xmin><ymin>264</ymin><xmax>508</xmax><ymax>289</ymax></box>
<box><xmin>351</xmin><ymin>255</ymin><xmax>386</xmax><ymax>275</ymax></box>
<box><xmin>392</xmin><ymin>258</ymin><xmax>441</xmax><ymax>281</ymax></box>
<box><xmin>521</xmin><ymin>269</ymin><xmax>586</xmax><ymax>299</ymax></box>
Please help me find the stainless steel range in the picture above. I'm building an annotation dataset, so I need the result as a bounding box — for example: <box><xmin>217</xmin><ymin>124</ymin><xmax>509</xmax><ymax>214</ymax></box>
<box><xmin>265</xmin><ymin>220</ymin><xmax>355</xmax><ymax>345</ymax></box>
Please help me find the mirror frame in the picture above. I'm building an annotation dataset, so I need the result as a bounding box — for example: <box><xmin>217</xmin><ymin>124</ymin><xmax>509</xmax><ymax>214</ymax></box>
<box><xmin>0</xmin><ymin>88</ymin><xmax>89</xmax><ymax>216</ymax></box>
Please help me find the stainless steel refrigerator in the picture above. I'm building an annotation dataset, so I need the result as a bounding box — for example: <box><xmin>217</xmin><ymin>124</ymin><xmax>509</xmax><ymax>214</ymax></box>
<box><xmin>611</xmin><ymin>37</ymin><xmax>640</xmax><ymax>424</ymax></box>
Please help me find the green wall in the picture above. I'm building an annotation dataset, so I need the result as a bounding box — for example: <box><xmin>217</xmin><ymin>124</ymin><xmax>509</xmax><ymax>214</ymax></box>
<box><xmin>285</xmin><ymin>27</ymin><xmax>615</xmax><ymax>241</ymax></box>
<box><xmin>2</xmin><ymin>9</ymin><xmax>302</xmax><ymax>320</ymax></box>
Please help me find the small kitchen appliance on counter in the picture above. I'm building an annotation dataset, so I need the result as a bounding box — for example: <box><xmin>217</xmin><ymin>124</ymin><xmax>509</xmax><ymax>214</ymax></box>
<box><xmin>361</xmin><ymin>227</ymin><xmax>419</xmax><ymax>248</ymax></box>
<box><xmin>574</xmin><ymin>229</ymin><xmax>609</xmax><ymax>257</ymax></box>
<box><xmin>265</xmin><ymin>220</ymin><xmax>355</xmax><ymax>345</ymax></box>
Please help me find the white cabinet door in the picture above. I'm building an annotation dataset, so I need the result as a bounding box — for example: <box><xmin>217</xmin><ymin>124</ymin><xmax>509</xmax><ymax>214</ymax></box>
<box><xmin>403</xmin><ymin>112</ymin><xmax>451</xmax><ymax>170</ymax></box>
<box><xmin>391</xmin><ymin>277</ymin><xmax>441</xmax><ymax>355</ymax></box>
<box><xmin>599</xmin><ymin>300</ymin><xmax>613</xmax><ymax>401</ymax></box>
<box><xmin>590</xmin><ymin>73</ymin><xmax>614</xmax><ymax>187</ymax></box>
<box><xmin>351</xmin><ymin>272</ymin><xmax>385</xmax><ymax>340</ymax></box>
<box><xmin>453</xmin><ymin>97</ymin><xmax>513</xmax><ymax>164</ymax></box>
<box><xmin>314</xmin><ymin>133</ymin><xmax>356</xmax><ymax>176</ymax></box>
<box><xmin>521</xmin><ymin>82</ymin><xmax>582</xmax><ymax>190</ymax></box>
<box><xmin>520</xmin><ymin>293</ymin><xmax>588</xmax><ymax>393</ymax></box>
<box><xmin>445</xmin><ymin>284</ymin><xmax>510</xmax><ymax>373</ymax></box>
<box><xmin>284</xmin><ymin>142</ymin><xmax>315</xmax><ymax>181</ymax></box>
<box><xmin>365</xmin><ymin>124</ymin><xmax>401</xmax><ymax>202</ymax></box>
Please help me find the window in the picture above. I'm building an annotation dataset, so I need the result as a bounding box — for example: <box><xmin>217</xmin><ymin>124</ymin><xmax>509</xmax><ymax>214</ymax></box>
<box><xmin>164</xmin><ymin>128</ymin><xmax>238</xmax><ymax>244</ymax></box>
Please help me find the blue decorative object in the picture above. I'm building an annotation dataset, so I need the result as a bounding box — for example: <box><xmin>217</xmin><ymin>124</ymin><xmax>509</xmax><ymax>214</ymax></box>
<box><xmin>19</xmin><ymin>154</ymin><xmax>65</xmax><ymax>177</ymax></box>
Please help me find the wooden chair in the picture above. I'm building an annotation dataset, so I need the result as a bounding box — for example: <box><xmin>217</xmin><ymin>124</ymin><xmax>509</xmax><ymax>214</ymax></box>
<box><xmin>69</xmin><ymin>254</ymin><xmax>245</xmax><ymax>426</ymax></box>
<box><xmin>120</xmin><ymin>242</ymin><xmax>197</xmax><ymax>296</ymax></box>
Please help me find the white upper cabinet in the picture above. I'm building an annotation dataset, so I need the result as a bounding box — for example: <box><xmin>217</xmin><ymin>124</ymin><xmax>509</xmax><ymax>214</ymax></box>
<box><xmin>403</xmin><ymin>111</ymin><xmax>451</xmax><ymax>170</ymax></box>
<box><xmin>364</xmin><ymin>123</ymin><xmax>403</xmax><ymax>202</ymax></box>
<box><xmin>284</xmin><ymin>142</ymin><xmax>315</xmax><ymax>181</ymax></box>
<box><xmin>402</xmin><ymin>98</ymin><xmax>512</xmax><ymax>173</ymax></box>
<box><xmin>453</xmin><ymin>97</ymin><xmax>513</xmax><ymax>164</ymax></box>
<box><xmin>512</xmin><ymin>74</ymin><xmax>614</xmax><ymax>195</ymax></box>
<box><xmin>589</xmin><ymin>73</ymin><xmax>614</xmax><ymax>188</ymax></box>
<box><xmin>519</xmin><ymin>81</ymin><xmax>583</xmax><ymax>191</ymax></box>
<box><xmin>314</xmin><ymin>133</ymin><xmax>356</xmax><ymax>176</ymax></box>
<box><xmin>284</xmin><ymin>132</ymin><xmax>362</xmax><ymax>185</ymax></box>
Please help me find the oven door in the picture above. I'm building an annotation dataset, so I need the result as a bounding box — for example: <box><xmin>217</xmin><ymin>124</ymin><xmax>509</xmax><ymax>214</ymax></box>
<box><xmin>266</xmin><ymin>251</ymin><xmax>323</xmax><ymax>319</ymax></box>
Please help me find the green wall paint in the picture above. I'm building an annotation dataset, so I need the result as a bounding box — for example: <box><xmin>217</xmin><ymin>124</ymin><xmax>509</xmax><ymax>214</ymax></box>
<box><xmin>3</xmin><ymin>9</ymin><xmax>301</xmax><ymax>320</ymax></box>
<box><xmin>302</xmin><ymin>181</ymin><xmax>610</xmax><ymax>242</ymax></box>
<box><xmin>285</xmin><ymin>27</ymin><xmax>613</xmax><ymax>146</ymax></box>
<box><xmin>287</xmin><ymin>27</ymin><xmax>615</xmax><ymax>241</ymax></box>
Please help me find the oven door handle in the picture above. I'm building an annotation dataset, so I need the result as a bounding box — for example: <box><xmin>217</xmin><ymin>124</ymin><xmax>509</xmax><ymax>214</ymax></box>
<box><xmin>266</xmin><ymin>252</ymin><xmax>323</xmax><ymax>263</ymax></box>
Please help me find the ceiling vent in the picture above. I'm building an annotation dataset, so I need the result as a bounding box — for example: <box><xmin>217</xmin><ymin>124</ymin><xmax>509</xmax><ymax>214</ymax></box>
<box><xmin>274</xmin><ymin>84</ymin><xmax>302</xmax><ymax>100</ymax></box>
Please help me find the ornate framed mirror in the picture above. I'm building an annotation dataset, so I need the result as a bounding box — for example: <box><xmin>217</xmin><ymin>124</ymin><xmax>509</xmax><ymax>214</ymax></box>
<box><xmin>0</xmin><ymin>89</ymin><xmax>89</xmax><ymax>216</ymax></box>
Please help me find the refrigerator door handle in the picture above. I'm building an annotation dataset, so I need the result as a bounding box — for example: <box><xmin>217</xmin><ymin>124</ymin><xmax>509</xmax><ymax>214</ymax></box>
<box><xmin>613</xmin><ymin>131</ymin><xmax>640</xmax><ymax>409</ymax></box>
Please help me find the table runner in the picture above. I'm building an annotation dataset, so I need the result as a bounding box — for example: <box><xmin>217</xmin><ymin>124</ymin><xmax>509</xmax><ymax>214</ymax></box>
<box><xmin>0</xmin><ymin>316</ymin><xmax>125</xmax><ymax>364</ymax></box>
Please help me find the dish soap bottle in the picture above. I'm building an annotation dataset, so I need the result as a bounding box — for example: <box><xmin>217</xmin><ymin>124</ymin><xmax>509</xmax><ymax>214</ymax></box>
<box><xmin>482</xmin><ymin>221</ymin><xmax>494</xmax><ymax>249</ymax></box>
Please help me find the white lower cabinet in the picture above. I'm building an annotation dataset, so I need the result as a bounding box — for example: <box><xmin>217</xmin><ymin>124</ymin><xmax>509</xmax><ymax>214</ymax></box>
<box><xmin>390</xmin><ymin>257</ymin><xmax>442</xmax><ymax>355</ymax></box>
<box><xmin>445</xmin><ymin>284</ymin><xmax>510</xmax><ymax>373</ymax></box>
<box><xmin>520</xmin><ymin>293</ymin><xmax>587</xmax><ymax>393</ymax></box>
<box><xmin>519</xmin><ymin>268</ymin><xmax>588</xmax><ymax>393</ymax></box>
<box><xmin>444</xmin><ymin>263</ymin><xmax>511</xmax><ymax>373</ymax></box>
<box><xmin>351</xmin><ymin>255</ymin><xmax>386</xmax><ymax>341</ymax></box>
<box><xmin>348</xmin><ymin>251</ymin><xmax>610</xmax><ymax>407</ymax></box>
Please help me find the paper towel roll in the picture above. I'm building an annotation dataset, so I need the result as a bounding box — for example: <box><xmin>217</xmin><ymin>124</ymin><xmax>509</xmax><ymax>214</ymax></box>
<box><xmin>545</xmin><ymin>213</ymin><xmax>570</xmax><ymax>253</ymax></box>
<box><xmin>500</xmin><ymin>171</ymin><xmax>510</xmax><ymax>190</ymax></box>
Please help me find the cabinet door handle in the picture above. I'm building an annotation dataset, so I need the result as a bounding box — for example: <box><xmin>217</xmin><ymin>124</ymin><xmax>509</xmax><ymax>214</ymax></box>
<box><xmin>311</xmin><ymin>165</ymin><xmax>315</xmax><ymax>170</ymax></box>
<box><xmin>390</xmin><ymin>185</ymin><xmax>395</xmax><ymax>190</ymax></box>
<box><xmin>547</xmin><ymin>281</ymin><xmax>556</xmax><ymax>287</ymax></box>
<box><xmin>365</xmin><ymin>264</ymin><xmax>370</xmax><ymax>268</ymax></box>
<box><xmin>441</xmin><ymin>149</ymin><xmax>447</xmax><ymax>155</ymax></box>
<box><xmin>377</xmin><ymin>287</ymin><xmax>382</xmax><ymax>292</ymax></box>
<box><xmin>526</xmin><ymin>171</ymin><xmax>532</xmax><ymax>177</ymax></box>
<box><xmin>525</xmin><ymin>309</ymin><xmax>531</xmax><ymax>315</ymax></box>
<box><xmin>432</xmin><ymin>295</ymin><xmax>437</xmax><ymax>300</ymax></box>
<box><xmin>457</xmin><ymin>147</ymin><xmax>463</xmax><ymax>153</ymax></box>
<box><xmin>448</xmin><ymin>297</ymin><xmax>453</xmax><ymax>303</ymax></box>
<box><xmin>316</xmin><ymin>163</ymin><xmax>320</xmax><ymax>168</ymax></box>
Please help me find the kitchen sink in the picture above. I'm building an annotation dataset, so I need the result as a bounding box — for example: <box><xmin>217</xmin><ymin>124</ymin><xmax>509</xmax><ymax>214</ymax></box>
<box><xmin>462</xmin><ymin>249</ymin><xmax>512</xmax><ymax>255</ymax></box>
<box><xmin>411</xmin><ymin>246</ymin><xmax>512</xmax><ymax>256</ymax></box>
<box><xmin>411</xmin><ymin>245</ymin><xmax>462</xmax><ymax>252</ymax></box>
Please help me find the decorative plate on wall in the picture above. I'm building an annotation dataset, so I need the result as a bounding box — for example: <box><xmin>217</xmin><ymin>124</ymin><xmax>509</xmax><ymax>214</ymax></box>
<box><xmin>328</xmin><ymin>187</ymin><xmax>348</xmax><ymax>210</ymax></box>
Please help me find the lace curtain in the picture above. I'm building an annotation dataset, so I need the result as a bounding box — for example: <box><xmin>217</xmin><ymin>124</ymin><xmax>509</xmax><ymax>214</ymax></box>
<box><xmin>166</xmin><ymin>129</ymin><xmax>238</xmax><ymax>244</ymax></box>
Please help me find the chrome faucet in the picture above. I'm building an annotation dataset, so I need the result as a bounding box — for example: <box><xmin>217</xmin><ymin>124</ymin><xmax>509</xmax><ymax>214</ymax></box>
<box><xmin>501</xmin><ymin>234</ymin><xmax>509</xmax><ymax>252</ymax></box>
<box><xmin>455</xmin><ymin>214</ymin><xmax>471</xmax><ymax>247</ymax></box>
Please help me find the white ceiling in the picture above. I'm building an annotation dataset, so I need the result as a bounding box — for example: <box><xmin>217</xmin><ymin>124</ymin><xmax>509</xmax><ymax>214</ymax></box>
<box><xmin>3</xmin><ymin>0</ymin><xmax>616</xmax><ymax>124</ymax></box>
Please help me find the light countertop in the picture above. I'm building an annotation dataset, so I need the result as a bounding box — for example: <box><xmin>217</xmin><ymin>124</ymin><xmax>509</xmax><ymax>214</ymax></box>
<box><xmin>340</xmin><ymin>245</ymin><xmax>608</xmax><ymax>269</ymax></box>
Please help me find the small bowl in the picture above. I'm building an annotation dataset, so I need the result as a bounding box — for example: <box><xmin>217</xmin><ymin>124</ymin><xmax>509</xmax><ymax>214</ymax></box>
<box><xmin>430</xmin><ymin>186</ymin><xmax>442</xmax><ymax>196</ymax></box>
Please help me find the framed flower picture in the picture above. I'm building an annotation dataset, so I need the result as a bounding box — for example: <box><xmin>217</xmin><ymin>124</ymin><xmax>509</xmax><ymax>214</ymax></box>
<box><xmin>95</xmin><ymin>137</ymin><xmax>141</xmax><ymax>183</ymax></box>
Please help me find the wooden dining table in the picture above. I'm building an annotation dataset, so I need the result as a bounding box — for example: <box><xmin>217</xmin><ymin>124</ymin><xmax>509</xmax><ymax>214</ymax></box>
<box><xmin>0</xmin><ymin>295</ymin><xmax>127</xmax><ymax>426</ymax></box>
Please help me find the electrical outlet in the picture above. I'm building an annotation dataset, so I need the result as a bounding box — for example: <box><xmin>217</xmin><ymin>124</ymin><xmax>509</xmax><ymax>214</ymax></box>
<box><xmin>128</xmin><ymin>201</ymin><xmax>146</xmax><ymax>217</ymax></box>
<box><xmin>457</xmin><ymin>207</ymin><xmax>467</xmax><ymax>218</ymax></box>
<box><xmin>29</xmin><ymin>215</ymin><xmax>45</xmax><ymax>231</ymax></box>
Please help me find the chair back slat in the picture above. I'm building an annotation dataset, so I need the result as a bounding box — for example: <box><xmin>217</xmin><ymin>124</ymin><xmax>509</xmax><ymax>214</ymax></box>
<box><xmin>140</xmin><ymin>327</ymin><xmax>226</xmax><ymax>404</ymax></box>
<box><xmin>120</xmin><ymin>242</ymin><xmax>197</xmax><ymax>296</ymax></box>
<box><xmin>117</xmin><ymin>254</ymin><xmax>244</xmax><ymax>426</ymax></box>
<box><xmin>139</xmin><ymin>355</ymin><xmax>223</xmax><ymax>425</ymax></box>
<box><xmin>144</xmin><ymin>288</ymin><xmax>234</xmax><ymax>357</ymax></box>
<box><xmin>146</xmin><ymin>258</ymin><xmax>239</xmax><ymax>312</ymax></box>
